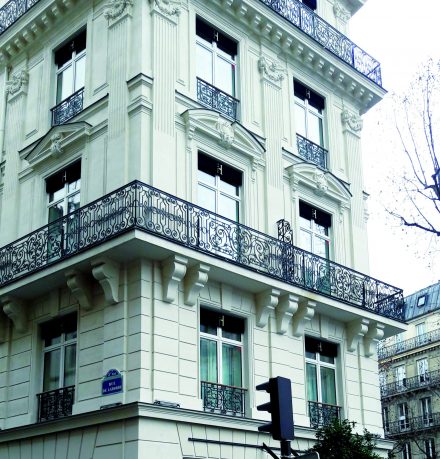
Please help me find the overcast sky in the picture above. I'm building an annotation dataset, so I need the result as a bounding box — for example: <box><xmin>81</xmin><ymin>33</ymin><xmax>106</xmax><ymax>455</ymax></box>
<box><xmin>350</xmin><ymin>0</ymin><xmax>440</xmax><ymax>295</ymax></box>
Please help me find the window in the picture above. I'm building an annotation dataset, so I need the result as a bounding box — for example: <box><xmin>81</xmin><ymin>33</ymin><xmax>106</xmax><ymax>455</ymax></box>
<box><xmin>395</xmin><ymin>332</ymin><xmax>404</xmax><ymax>351</ymax></box>
<box><xmin>421</xmin><ymin>397</ymin><xmax>433</xmax><ymax>426</ymax></box>
<box><xmin>383</xmin><ymin>406</ymin><xmax>390</xmax><ymax>433</ymax></box>
<box><xmin>299</xmin><ymin>201</ymin><xmax>331</xmax><ymax>259</ymax></box>
<box><xmin>417</xmin><ymin>294</ymin><xmax>427</xmax><ymax>307</ymax></box>
<box><xmin>417</xmin><ymin>358</ymin><xmax>429</xmax><ymax>383</ymax></box>
<box><xmin>398</xmin><ymin>403</ymin><xmax>410</xmax><ymax>432</ymax></box>
<box><xmin>199</xmin><ymin>308</ymin><xmax>245</xmax><ymax>416</ymax></box>
<box><xmin>401</xmin><ymin>443</ymin><xmax>412</xmax><ymax>459</ymax></box>
<box><xmin>416</xmin><ymin>322</ymin><xmax>426</xmax><ymax>336</ymax></box>
<box><xmin>425</xmin><ymin>439</ymin><xmax>435</xmax><ymax>459</ymax></box>
<box><xmin>395</xmin><ymin>365</ymin><xmax>406</xmax><ymax>389</ymax></box>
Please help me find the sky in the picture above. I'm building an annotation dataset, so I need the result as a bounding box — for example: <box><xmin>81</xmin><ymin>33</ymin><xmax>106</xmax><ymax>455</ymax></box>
<box><xmin>349</xmin><ymin>0</ymin><xmax>440</xmax><ymax>296</ymax></box>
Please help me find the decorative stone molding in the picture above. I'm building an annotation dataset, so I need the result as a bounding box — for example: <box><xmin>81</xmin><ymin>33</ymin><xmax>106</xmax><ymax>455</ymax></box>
<box><xmin>256</xmin><ymin>289</ymin><xmax>280</xmax><ymax>328</ymax></box>
<box><xmin>338</xmin><ymin>202</ymin><xmax>348</xmax><ymax>224</ymax></box>
<box><xmin>162</xmin><ymin>255</ymin><xmax>187</xmax><ymax>303</ymax></box>
<box><xmin>341</xmin><ymin>108</ymin><xmax>363</xmax><ymax>135</ymax></box>
<box><xmin>364</xmin><ymin>322</ymin><xmax>385</xmax><ymax>357</ymax></box>
<box><xmin>276</xmin><ymin>294</ymin><xmax>299</xmax><ymax>334</ymax></box>
<box><xmin>153</xmin><ymin>0</ymin><xmax>181</xmax><ymax>17</ymax></box>
<box><xmin>1</xmin><ymin>296</ymin><xmax>27</xmax><ymax>334</ymax></box>
<box><xmin>216</xmin><ymin>119</ymin><xmax>235</xmax><ymax>149</ymax></box>
<box><xmin>333</xmin><ymin>1</ymin><xmax>351</xmax><ymax>22</ymax></box>
<box><xmin>292</xmin><ymin>301</ymin><xmax>315</xmax><ymax>337</ymax></box>
<box><xmin>104</xmin><ymin>0</ymin><xmax>133</xmax><ymax>21</ymax></box>
<box><xmin>184</xmin><ymin>263</ymin><xmax>210</xmax><ymax>306</ymax></box>
<box><xmin>313</xmin><ymin>171</ymin><xmax>329</xmax><ymax>196</ymax></box>
<box><xmin>346</xmin><ymin>318</ymin><xmax>369</xmax><ymax>352</ymax></box>
<box><xmin>49</xmin><ymin>133</ymin><xmax>63</xmax><ymax>158</ymax></box>
<box><xmin>258</xmin><ymin>56</ymin><xmax>285</xmax><ymax>85</ymax></box>
<box><xmin>66</xmin><ymin>270</ymin><xmax>93</xmax><ymax>311</ymax></box>
<box><xmin>6</xmin><ymin>69</ymin><xmax>28</xmax><ymax>98</ymax></box>
<box><xmin>363</xmin><ymin>193</ymin><xmax>370</xmax><ymax>223</ymax></box>
<box><xmin>91</xmin><ymin>258</ymin><xmax>121</xmax><ymax>305</ymax></box>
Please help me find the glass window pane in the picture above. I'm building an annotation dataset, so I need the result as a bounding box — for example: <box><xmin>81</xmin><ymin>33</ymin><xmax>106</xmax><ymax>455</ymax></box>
<box><xmin>49</xmin><ymin>188</ymin><xmax>65</xmax><ymax>204</ymax></box>
<box><xmin>320</xmin><ymin>354</ymin><xmax>335</xmax><ymax>364</ymax></box>
<box><xmin>68</xmin><ymin>177</ymin><xmax>81</xmax><ymax>194</ymax></box>
<box><xmin>295</xmin><ymin>103</ymin><xmax>307</xmax><ymax>137</ymax></box>
<box><xmin>218</xmin><ymin>194</ymin><xmax>239</xmax><ymax>221</ymax></box>
<box><xmin>306</xmin><ymin>363</ymin><xmax>318</xmax><ymax>402</ymax></box>
<box><xmin>57</xmin><ymin>65</ymin><xmax>73</xmax><ymax>103</ymax></box>
<box><xmin>67</xmin><ymin>193</ymin><xmax>81</xmax><ymax>214</ymax></box>
<box><xmin>315</xmin><ymin>222</ymin><xmax>329</xmax><ymax>236</ymax></box>
<box><xmin>299</xmin><ymin>216</ymin><xmax>311</xmax><ymax>230</ymax></box>
<box><xmin>198</xmin><ymin>184</ymin><xmax>216</xmax><ymax>213</ymax></box>
<box><xmin>299</xmin><ymin>229</ymin><xmax>312</xmax><ymax>252</ymax></box>
<box><xmin>198</xmin><ymin>169</ymin><xmax>216</xmax><ymax>187</ymax></box>
<box><xmin>200</xmin><ymin>322</ymin><xmax>217</xmax><ymax>336</ymax></box>
<box><xmin>219</xmin><ymin>179</ymin><xmax>239</xmax><ymax>196</ymax></box>
<box><xmin>222</xmin><ymin>329</ymin><xmax>241</xmax><ymax>342</ymax></box>
<box><xmin>48</xmin><ymin>203</ymin><xmax>64</xmax><ymax>223</ymax></box>
<box><xmin>200</xmin><ymin>338</ymin><xmax>218</xmax><ymax>383</ymax></box>
<box><xmin>320</xmin><ymin>367</ymin><xmax>336</xmax><ymax>405</ymax></box>
<box><xmin>222</xmin><ymin>343</ymin><xmax>242</xmax><ymax>387</ymax></box>
<box><xmin>43</xmin><ymin>349</ymin><xmax>61</xmax><ymax>391</ymax></box>
<box><xmin>315</xmin><ymin>237</ymin><xmax>329</xmax><ymax>259</ymax></box>
<box><xmin>196</xmin><ymin>44</ymin><xmax>213</xmax><ymax>83</ymax></box>
<box><xmin>305</xmin><ymin>350</ymin><xmax>316</xmax><ymax>360</ymax></box>
<box><xmin>74</xmin><ymin>54</ymin><xmax>86</xmax><ymax>90</ymax></box>
<box><xmin>64</xmin><ymin>344</ymin><xmax>76</xmax><ymax>387</ymax></box>
<box><xmin>307</xmin><ymin>112</ymin><xmax>324</xmax><ymax>146</ymax></box>
<box><xmin>215</xmin><ymin>56</ymin><xmax>235</xmax><ymax>96</ymax></box>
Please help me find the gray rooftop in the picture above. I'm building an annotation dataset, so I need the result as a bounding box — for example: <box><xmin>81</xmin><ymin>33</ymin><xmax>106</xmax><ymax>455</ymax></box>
<box><xmin>404</xmin><ymin>280</ymin><xmax>440</xmax><ymax>321</ymax></box>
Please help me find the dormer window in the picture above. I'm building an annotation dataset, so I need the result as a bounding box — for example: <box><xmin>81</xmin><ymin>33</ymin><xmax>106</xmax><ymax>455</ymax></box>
<box><xmin>417</xmin><ymin>295</ymin><xmax>427</xmax><ymax>307</ymax></box>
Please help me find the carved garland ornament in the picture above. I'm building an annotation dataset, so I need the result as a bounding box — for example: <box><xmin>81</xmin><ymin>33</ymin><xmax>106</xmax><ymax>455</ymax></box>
<box><xmin>258</xmin><ymin>56</ymin><xmax>285</xmax><ymax>83</ymax></box>
<box><xmin>6</xmin><ymin>70</ymin><xmax>28</xmax><ymax>96</ymax></box>
<box><xmin>333</xmin><ymin>1</ymin><xmax>351</xmax><ymax>22</ymax></box>
<box><xmin>154</xmin><ymin>0</ymin><xmax>181</xmax><ymax>17</ymax></box>
<box><xmin>341</xmin><ymin>109</ymin><xmax>363</xmax><ymax>133</ymax></box>
<box><xmin>104</xmin><ymin>0</ymin><xmax>133</xmax><ymax>20</ymax></box>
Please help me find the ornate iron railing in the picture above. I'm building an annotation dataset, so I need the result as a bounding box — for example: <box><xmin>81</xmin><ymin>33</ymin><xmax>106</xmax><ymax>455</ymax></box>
<box><xmin>381</xmin><ymin>369</ymin><xmax>440</xmax><ymax>399</ymax></box>
<box><xmin>51</xmin><ymin>88</ymin><xmax>85</xmax><ymax>126</ymax></box>
<box><xmin>296</xmin><ymin>134</ymin><xmax>328</xmax><ymax>169</ymax></box>
<box><xmin>0</xmin><ymin>0</ymin><xmax>40</xmax><ymax>35</ymax></box>
<box><xmin>196</xmin><ymin>78</ymin><xmax>239</xmax><ymax>120</ymax></box>
<box><xmin>308</xmin><ymin>401</ymin><xmax>341</xmax><ymax>428</ymax></box>
<box><xmin>37</xmin><ymin>386</ymin><xmax>75</xmax><ymax>422</ymax></box>
<box><xmin>378</xmin><ymin>329</ymin><xmax>440</xmax><ymax>360</ymax></box>
<box><xmin>385</xmin><ymin>413</ymin><xmax>440</xmax><ymax>438</ymax></box>
<box><xmin>0</xmin><ymin>181</ymin><xmax>404</xmax><ymax>321</ymax></box>
<box><xmin>201</xmin><ymin>381</ymin><xmax>246</xmax><ymax>417</ymax></box>
<box><xmin>277</xmin><ymin>218</ymin><xmax>293</xmax><ymax>244</ymax></box>
<box><xmin>259</xmin><ymin>0</ymin><xmax>382</xmax><ymax>86</ymax></box>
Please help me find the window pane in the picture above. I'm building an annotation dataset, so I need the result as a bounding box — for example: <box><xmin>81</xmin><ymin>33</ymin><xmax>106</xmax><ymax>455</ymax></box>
<box><xmin>200</xmin><ymin>338</ymin><xmax>218</xmax><ymax>383</ymax></box>
<box><xmin>299</xmin><ymin>229</ymin><xmax>312</xmax><ymax>252</ymax></box>
<box><xmin>74</xmin><ymin>54</ymin><xmax>86</xmax><ymax>90</ymax></box>
<box><xmin>43</xmin><ymin>349</ymin><xmax>61</xmax><ymax>391</ymax></box>
<box><xmin>315</xmin><ymin>237</ymin><xmax>329</xmax><ymax>259</ymax></box>
<box><xmin>222</xmin><ymin>343</ymin><xmax>242</xmax><ymax>387</ymax></box>
<box><xmin>57</xmin><ymin>65</ymin><xmax>73</xmax><ymax>103</ymax></box>
<box><xmin>218</xmin><ymin>194</ymin><xmax>239</xmax><ymax>221</ymax></box>
<box><xmin>320</xmin><ymin>354</ymin><xmax>334</xmax><ymax>364</ymax></box>
<box><xmin>308</xmin><ymin>112</ymin><xmax>324</xmax><ymax>146</ymax></box>
<box><xmin>215</xmin><ymin>55</ymin><xmax>235</xmax><ymax>96</ymax></box>
<box><xmin>295</xmin><ymin>103</ymin><xmax>307</xmax><ymax>137</ymax></box>
<box><xmin>196</xmin><ymin>44</ymin><xmax>213</xmax><ymax>83</ymax></box>
<box><xmin>198</xmin><ymin>184</ymin><xmax>216</xmax><ymax>213</ymax></box>
<box><xmin>64</xmin><ymin>344</ymin><xmax>76</xmax><ymax>387</ymax></box>
<box><xmin>48</xmin><ymin>203</ymin><xmax>64</xmax><ymax>223</ymax></box>
<box><xmin>68</xmin><ymin>177</ymin><xmax>81</xmax><ymax>194</ymax></box>
<box><xmin>219</xmin><ymin>179</ymin><xmax>239</xmax><ymax>196</ymax></box>
<box><xmin>67</xmin><ymin>192</ymin><xmax>81</xmax><ymax>214</ymax></box>
<box><xmin>198</xmin><ymin>169</ymin><xmax>216</xmax><ymax>187</ymax></box>
<box><xmin>306</xmin><ymin>363</ymin><xmax>318</xmax><ymax>402</ymax></box>
<box><xmin>320</xmin><ymin>367</ymin><xmax>336</xmax><ymax>405</ymax></box>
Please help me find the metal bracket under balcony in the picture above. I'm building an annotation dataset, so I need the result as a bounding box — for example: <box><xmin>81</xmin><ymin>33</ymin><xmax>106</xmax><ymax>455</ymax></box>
<box><xmin>308</xmin><ymin>401</ymin><xmax>341</xmax><ymax>429</ymax></box>
<box><xmin>0</xmin><ymin>0</ymin><xmax>40</xmax><ymax>36</ymax></box>
<box><xmin>296</xmin><ymin>134</ymin><xmax>328</xmax><ymax>169</ymax></box>
<box><xmin>381</xmin><ymin>369</ymin><xmax>440</xmax><ymax>399</ymax></box>
<box><xmin>37</xmin><ymin>385</ymin><xmax>75</xmax><ymax>422</ymax></box>
<box><xmin>378</xmin><ymin>329</ymin><xmax>440</xmax><ymax>360</ymax></box>
<box><xmin>201</xmin><ymin>381</ymin><xmax>246</xmax><ymax>417</ymax></box>
<box><xmin>51</xmin><ymin>88</ymin><xmax>84</xmax><ymax>126</ymax></box>
<box><xmin>196</xmin><ymin>78</ymin><xmax>239</xmax><ymax>120</ymax></box>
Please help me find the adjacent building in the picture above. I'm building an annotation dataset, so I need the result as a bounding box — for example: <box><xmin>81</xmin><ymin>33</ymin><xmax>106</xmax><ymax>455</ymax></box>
<box><xmin>0</xmin><ymin>0</ymin><xmax>404</xmax><ymax>457</ymax></box>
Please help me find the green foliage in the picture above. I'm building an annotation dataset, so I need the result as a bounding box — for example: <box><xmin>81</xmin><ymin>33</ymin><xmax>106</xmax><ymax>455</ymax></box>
<box><xmin>308</xmin><ymin>419</ymin><xmax>382</xmax><ymax>459</ymax></box>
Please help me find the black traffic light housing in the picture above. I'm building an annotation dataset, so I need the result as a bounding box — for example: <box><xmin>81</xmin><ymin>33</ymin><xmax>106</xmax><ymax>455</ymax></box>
<box><xmin>256</xmin><ymin>376</ymin><xmax>294</xmax><ymax>441</ymax></box>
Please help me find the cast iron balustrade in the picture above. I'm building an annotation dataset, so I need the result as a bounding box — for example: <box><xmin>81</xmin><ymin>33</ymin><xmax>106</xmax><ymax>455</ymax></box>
<box><xmin>51</xmin><ymin>88</ymin><xmax>85</xmax><ymax>126</ymax></box>
<box><xmin>37</xmin><ymin>386</ymin><xmax>75</xmax><ymax>422</ymax></box>
<box><xmin>277</xmin><ymin>218</ymin><xmax>293</xmax><ymax>244</ymax></box>
<box><xmin>0</xmin><ymin>0</ymin><xmax>40</xmax><ymax>35</ymax></box>
<box><xmin>201</xmin><ymin>381</ymin><xmax>246</xmax><ymax>417</ymax></box>
<box><xmin>308</xmin><ymin>401</ymin><xmax>341</xmax><ymax>428</ymax></box>
<box><xmin>259</xmin><ymin>0</ymin><xmax>382</xmax><ymax>86</ymax></box>
<box><xmin>381</xmin><ymin>369</ymin><xmax>440</xmax><ymax>399</ymax></box>
<box><xmin>377</xmin><ymin>329</ymin><xmax>440</xmax><ymax>360</ymax></box>
<box><xmin>385</xmin><ymin>412</ymin><xmax>440</xmax><ymax>438</ymax></box>
<box><xmin>196</xmin><ymin>78</ymin><xmax>239</xmax><ymax>120</ymax></box>
<box><xmin>0</xmin><ymin>181</ymin><xmax>404</xmax><ymax>321</ymax></box>
<box><xmin>296</xmin><ymin>134</ymin><xmax>328</xmax><ymax>169</ymax></box>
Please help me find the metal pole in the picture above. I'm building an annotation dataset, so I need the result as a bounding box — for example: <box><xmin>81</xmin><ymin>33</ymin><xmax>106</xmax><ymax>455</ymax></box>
<box><xmin>280</xmin><ymin>440</ymin><xmax>292</xmax><ymax>459</ymax></box>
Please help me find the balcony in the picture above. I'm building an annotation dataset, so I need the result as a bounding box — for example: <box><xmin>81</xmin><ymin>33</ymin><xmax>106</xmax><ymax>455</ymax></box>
<box><xmin>51</xmin><ymin>88</ymin><xmax>85</xmax><ymax>126</ymax></box>
<box><xmin>378</xmin><ymin>329</ymin><xmax>440</xmax><ymax>360</ymax></box>
<box><xmin>385</xmin><ymin>413</ymin><xmax>440</xmax><ymax>438</ymax></box>
<box><xmin>259</xmin><ymin>0</ymin><xmax>382</xmax><ymax>86</ymax></box>
<box><xmin>381</xmin><ymin>370</ymin><xmax>440</xmax><ymax>399</ymax></box>
<box><xmin>308</xmin><ymin>401</ymin><xmax>341</xmax><ymax>429</ymax></box>
<box><xmin>196</xmin><ymin>78</ymin><xmax>239</xmax><ymax>120</ymax></box>
<box><xmin>0</xmin><ymin>0</ymin><xmax>40</xmax><ymax>36</ymax></box>
<box><xmin>37</xmin><ymin>386</ymin><xmax>75</xmax><ymax>422</ymax></box>
<box><xmin>0</xmin><ymin>181</ymin><xmax>404</xmax><ymax>321</ymax></box>
<box><xmin>201</xmin><ymin>381</ymin><xmax>246</xmax><ymax>417</ymax></box>
<box><xmin>296</xmin><ymin>134</ymin><xmax>328</xmax><ymax>169</ymax></box>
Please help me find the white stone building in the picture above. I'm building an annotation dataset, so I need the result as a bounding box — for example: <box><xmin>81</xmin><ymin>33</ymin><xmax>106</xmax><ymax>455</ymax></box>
<box><xmin>0</xmin><ymin>0</ymin><xmax>404</xmax><ymax>457</ymax></box>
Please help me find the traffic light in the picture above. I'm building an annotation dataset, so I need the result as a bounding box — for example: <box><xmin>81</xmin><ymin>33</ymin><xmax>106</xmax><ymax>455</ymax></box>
<box><xmin>256</xmin><ymin>376</ymin><xmax>294</xmax><ymax>441</ymax></box>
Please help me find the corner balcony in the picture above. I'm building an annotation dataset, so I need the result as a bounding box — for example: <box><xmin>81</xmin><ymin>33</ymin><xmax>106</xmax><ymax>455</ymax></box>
<box><xmin>378</xmin><ymin>329</ymin><xmax>440</xmax><ymax>360</ymax></box>
<box><xmin>0</xmin><ymin>181</ymin><xmax>404</xmax><ymax>321</ymax></box>
<box><xmin>381</xmin><ymin>370</ymin><xmax>440</xmax><ymax>399</ymax></box>
<box><xmin>385</xmin><ymin>413</ymin><xmax>440</xmax><ymax>438</ymax></box>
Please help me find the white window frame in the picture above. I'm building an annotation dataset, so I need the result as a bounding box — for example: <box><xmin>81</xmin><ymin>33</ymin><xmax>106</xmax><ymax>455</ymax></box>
<box><xmin>401</xmin><ymin>443</ymin><xmax>412</xmax><ymax>459</ymax></box>
<box><xmin>47</xmin><ymin>173</ymin><xmax>81</xmax><ymax>222</ymax></box>
<box><xmin>425</xmin><ymin>438</ymin><xmax>435</xmax><ymax>459</ymax></box>
<box><xmin>398</xmin><ymin>402</ymin><xmax>410</xmax><ymax>432</ymax></box>
<box><xmin>417</xmin><ymin>358</ymin><xmax>429</xmax><ymax>383</ymax></box>
<box><xmin>421</xmin><ymin>397</ymin><xmax>433</xmax><ymax>426</ymax></box>
<box><xmin>416</xmin><ymin>322</ymin><xmax>426</xmax><ymax>336</ymax></box>
<box><xmin>395</xmin><ymin>365</ymin><xmax>406</xmax><ymax>389</ymax></box>
<box><xmin>299</xmin><ymin>202</ymin><xmax>331</xmax><ymax>259</ymax></box>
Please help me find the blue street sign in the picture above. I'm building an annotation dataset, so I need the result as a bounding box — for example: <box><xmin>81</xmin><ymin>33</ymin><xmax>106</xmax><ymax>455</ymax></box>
<box><xmin>102</xmin><ymin>369</ymin><xmax>123</xmax><ymax>395</ymax></box>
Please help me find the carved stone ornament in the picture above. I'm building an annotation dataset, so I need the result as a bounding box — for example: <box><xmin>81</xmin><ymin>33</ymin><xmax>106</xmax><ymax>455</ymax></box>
<box><xmin>313</xmin><ymin>171</ymin><xmax>328</xmax><ymax>196</ymax></box>
<box><xmin>341</xmin><ymin>109</ymin><xmax>363</xmax><ymax>133</ymax></box>
<box><xmin>49</xmin><ymin>133</ymin><xmax>63</xmax><ymax>158</ymax></box>
<box><xmin>258</xmin><ymin>56</ymin><xmax>285</xmax><ymax>83</ymax></box>
<box><xmin>104</xmin><ymin>0</ymin><xmax>133</xmax><ymax>20</ymax></box>
<box><xmin>216</xmin><ymin>119</ymin><xmax>235</xmax><ymax>148</ymax></box>
<box><xmin>154</xmin><ymin>0</ymin><xmax>181</xmax><ymax>17</ymax></box>
<box><xmin>6</xmin><ymin>70</ymin><xmax>28</xmax><ymax>97</ymax></box>
<box><xmin>333</xmin><ymin>1</ymin><xmax>351</xmax><ymax>22</ymax></box>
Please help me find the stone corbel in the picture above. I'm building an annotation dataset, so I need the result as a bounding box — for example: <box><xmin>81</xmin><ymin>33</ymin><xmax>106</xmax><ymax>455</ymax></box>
<box><xmin>364</xmin><ymin>322</ymin><xmax>385</xmax><ymax>358</ymax></box>
<box><xmin>256</xmin><ymin>289</ymin><xmax>280</xmax><ymax>328</ymax></box>
<box><xmin>161</xmin><ymin>255</ymin><xmax>187</xmax><ymax>303</ymax></box>
<box><xmin>292</xmin><ymin>301</ymin><xmax>316</xmax><ymax>337</ymax></box>
<box><xmin>1</xmin><ymin>296</ymin><xmax>27</xmax><ymax>334</ymax></box>
<box><xmin>276</xmin><ymin>294</ymin><xmax>299</xmax><ymax>334</ymax></box>
<box><xmin>346</xmin><ymin>318</ymin><xmax>369</xmax><ymax>352</ymax></box>
<box><xmin>91</xmin><ymin>258</ymin><xmax>121</xmax><ymax>305</ymax></box>
<box><xmin>184</xmin><ymin>263</ymin><xmax>210</xmax><ymax>306</ymax></box>
<box><xmin>66</xmin><ymin>269</ymin><xmax>93</xmax><ymax>311</ymax></box>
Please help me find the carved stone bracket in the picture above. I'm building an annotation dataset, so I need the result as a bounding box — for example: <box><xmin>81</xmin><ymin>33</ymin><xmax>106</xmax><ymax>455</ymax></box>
<box><xmin>184</xmin><ymin>263</ymin><xmax>210</xmax><ymax>306</ymax></box>
<box><xmin>91</xmin><ymin>258</ymin><xmax>121</xmax><ymax>305</ymax></box>
<box><xmin>162</xmin><ymin>255</ymin><xmax>187</xmax><ymax>303</ymax></box>
<box><xmin>66</xmin><ymin>270</ymin><xmax>93</xmax><ymax>311</ymax></box>
<box><xmin>1</xmin><ymin>296</ymin><xmax>27</xmax><ymax>334</ymax></box>
<box><xmin>104</xmin><ymin>0</ymin><xmax>133</xmax><ymax>22</ymax></box>
<box><xmin>6</xmin><ymin>69</ymin><xmax>28</xmax><ymax>100</ymax></box>
<box><xmin>346</xmin><ymin>318</ymin><xmax>369</xmax><ymax>352</ymax></box>
<box><xmin>341</xmin><ymin>108</ymin><xmax>363</xmax><ymax>136</ymax></box>
<box><xmin>364</xmin><ymin>322</ymin><xmax>385</xmax><ymax>358</ymax></box>
<box><xmin>276</xmin><ymin>294</ymin><xmax>299</xmax><ymax>334</ymax></box>
<box><xmin>256</xmin><ymin>289</ymin><xmax>280</xmax><ymax>328</ymax></box>
<box><xmin>258</xmin><ymin>56</ymin><xmax>285</xmax><ymax>86</ymax></box>
<box><xmin>292</xmin><ymin>301</ymin><xmax>316</xmax><ymax>337</ymax></box>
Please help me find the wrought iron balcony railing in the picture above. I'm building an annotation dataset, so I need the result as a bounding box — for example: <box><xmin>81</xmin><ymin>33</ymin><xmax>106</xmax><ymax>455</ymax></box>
<box><xmin>0</xmin><ymin>181</ymin><xmax>404</xmax><ymax>321</ymax></box>
<box><xmin>385</xmin><ymin>413</ymin><xmax>440</xmax><ymax>438</ymax></box>
<box><xmin>196</xmin><ymin>78</ymin><xmax>239</xmax><ymax>120</ymax></box>
<box><xmin>308</xmin><ymin>401</ymin><xmax>341</xmax><ymax>429</ymax></box>
<box><xmin>378</xmin><ymin>329</ymin><xmax>440</xmax><ymax>360</ymax></box>
<box><xmin>296</xmin><ymin>134</ymin><xmax>328</xmax><ymax>169</ymax></box>
<box><xmin>259</xmin><ymin>0</ymin><xmax>382</xmax><ymax>86</ymax></box>
<box><xmin>37</xmin><ymin>385</ymin><xmax>75</xmax><ymax>422</ymax></box>
<box><xmin>381</xmin><ymin>370</ymin><xmax>440</xmax><ymax>399</ymax></box>
<box><xmin>201</xmin><ymin>381</ymin><xmax>246</xmax><ymax>417</ymax></box>
<box><xmin>51</xmin><ymin>88</ymin><xmax>85</xmax><ymax>126</ymax></box>
<box><xmin>0</xmin><ymin>0</ymin><xmax>40</xmax><ymax>36</ymax></box>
